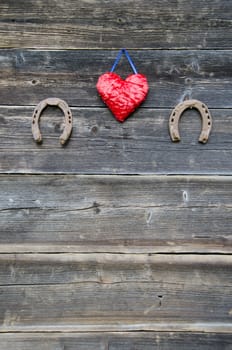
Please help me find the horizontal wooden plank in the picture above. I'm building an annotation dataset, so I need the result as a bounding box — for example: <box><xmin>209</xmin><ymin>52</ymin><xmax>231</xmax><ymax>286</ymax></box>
<box><xmin>1</xmin><ymin>332</ymin><xmax>232</xmax><ymax>349</ymax></box>
<box><xmin>0</xmin><ymin>49</ymin><xmax>232</xmax><ymax>108</ymax></box>
<box><xmin>1</xmin><ymin>322</ymin><xmax>232</xmax><ymax>333</ymax></box>
<box><xmin>0</xmin><ymin>107</ymin><xmax>232</xmax><ymax>174</ymax></box>
<box><xmin>0</xmin><ymin>253</ymin><xmax>231</xmax><ymax>285</ymax></box>
<box><xmin>108</xmin><ymin>333</ymin><xmax>232</xmax><ymax>349</ymax></box>
<box><xmin>0</xmin><ymin>333</ymin><xmax>106</xmax><ymax>350</ymax></box>
<box><xmin>0</xmin><ymin>0</ymin><xmax>231</xmax><ymax>49</ymax></box>
<box><xmin>0</xmin><ymin>253</ymin><xmax>231</xmax><ymax>332</ymax></box>
<box><xmin>0</xmin><ymin>175</ymin><xmax>231</xmax><ymax>253</ymax></box>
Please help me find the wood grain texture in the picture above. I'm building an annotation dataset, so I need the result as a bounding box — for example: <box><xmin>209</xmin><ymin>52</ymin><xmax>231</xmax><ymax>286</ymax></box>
<box><xmin>0</xmin><ymin>332</ymin><xmax>232</xmax><ymax>350</ymax></box>
<box><xmin>0</xmin><ymin>175</ymin><xmax>231</xmax><ymax>253</ymax></box>
<box><xmin>0</xmin><ymin>0</ymin><xmax>231</xmax><ymax>49</ymax></box>
<box><xmin>0</xmin><ymin>253</ymin><xmax>231</xmax><ymax>332</ymax></box>
<box><xmin>108</xmin><ymin>333</ymin><xmax>232</xmax><ymax>350</ymax></box>
<box><xmin>0</xmin><ymin>49</ymin><xmax>232</xmax><ymax>108</ymax></box>
<box><xmin>0</xmin><ymin>107</ymin><xmax>231</xmax><ymax>174</ymax></box>
<box><xmin>1</xmin><ymin>0</ymin><xmax>232</xmax><ymax>344</ymax></box>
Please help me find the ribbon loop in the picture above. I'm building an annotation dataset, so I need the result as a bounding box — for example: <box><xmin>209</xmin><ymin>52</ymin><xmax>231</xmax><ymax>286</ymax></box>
<box><xmin>110</xmin><ymin>49</ymin><xmax>138</xmax><ymax>74</ymax></box>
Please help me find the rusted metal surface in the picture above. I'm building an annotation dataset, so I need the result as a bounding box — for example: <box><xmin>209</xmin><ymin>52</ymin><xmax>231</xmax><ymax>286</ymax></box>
<box><xmin>169</xmin><ymin>99</ymin><xmax>212</xmax><ymax>143</ymax></box>
<box><xmin>32</xmin><ymin>98</ymin><xmax>73</xmax><ymax>145</ymax></box>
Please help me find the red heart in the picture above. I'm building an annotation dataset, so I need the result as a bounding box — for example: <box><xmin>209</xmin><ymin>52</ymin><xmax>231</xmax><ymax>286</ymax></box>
<box><xmin>96</xmin><ymin>72</ymin><xmax>149</xmax><ymax>122</ymax></box>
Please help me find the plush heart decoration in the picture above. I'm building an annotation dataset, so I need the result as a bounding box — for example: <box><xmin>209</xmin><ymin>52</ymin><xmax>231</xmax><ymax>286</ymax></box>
<box><xmin>96</xmin><ymin>72</ymin><xmax>149</xmax><ymax>122</ymax></box>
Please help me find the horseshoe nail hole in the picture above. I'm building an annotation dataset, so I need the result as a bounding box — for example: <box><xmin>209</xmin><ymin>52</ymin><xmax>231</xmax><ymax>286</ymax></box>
<box><xmin>207</xmin><ymin>116</ymin><xmax>210</xmax><ymax>119</ymax></box>
<box><xmin>69</xmin><ymin>120</ymin><xmax>72</xmax><ymax>124</ymax></box>
<box><xmin>31</xmin><ymin>80</ymin><xmax>38</xmax><ymax>85</ymax></box>
<box><xmin>208</xmin><ymin>122</ymin><xmax>211</xmax><ymax>126</ymax></box>
<box><xmin>32</xmin><ymin>120</ymin><xmax>35</xmax><ymax>124</ymax></box>
<box><xmin>171</xmin><ymin>118</ymin><xmax>174</xmax><ymax>122</ymax></box>
<box><xmin>202</xmin><ymin>104</ymin><xmax>205</xmax><ymax>109</ymax></box>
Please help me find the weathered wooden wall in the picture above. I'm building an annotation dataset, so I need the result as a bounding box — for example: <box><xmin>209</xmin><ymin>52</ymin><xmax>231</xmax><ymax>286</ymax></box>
<box><xmin>0</xmin><ymin>0</ymin><xmax>231</xmax><ymax>348</ymax></box>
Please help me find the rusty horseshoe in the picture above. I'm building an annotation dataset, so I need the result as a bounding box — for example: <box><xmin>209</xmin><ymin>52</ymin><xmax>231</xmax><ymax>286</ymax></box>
<box><xmin>32</xmin><ymin>98</ymin><xmax>73</xmax><ymax>145</ymax></box>
<box><xmin>169</xmin><ymin>99</ymin><xmax>212</xmax><ymax>143</ymax></box>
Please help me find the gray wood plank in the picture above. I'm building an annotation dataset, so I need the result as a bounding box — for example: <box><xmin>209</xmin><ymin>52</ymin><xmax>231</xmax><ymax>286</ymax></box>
<box><xmin>0</xmin><ymin>253</ymin><xmax>231</xmax><ymax>332</ymax></box>
<box><xmin>0</xmin><ymin>49</ymin><xmax>232</xmax><ymax>108</ymax></box>
<box><xmin>0</xmin><ymin>107</ymin><xmax>231</xmax><ymax>174</ymax></box>
<box><xmin>1</xmin><ymin>0</ymin><xmax>231</xmax><ymax>345</ymax></box>
<box><xmin>108</xmin><ymin>332</ymin><xmax>232</xmax><ymax>350</ymax></box>
<box><xmin>0</xmin><ymin>333</ymin><xmax>106</xmax><ymax>350</ymax></box>
<box><xmin>0</xmin><ymin>0</ymin><xmax>231</xmax><ymax>49</ymax></box>
<box><xmin>0</xmin><ymin>332</ymin><xmax>232</xmax><ymax>350</ymax></box>
<box><xmin>0</xmin><ymin>175</ymin><xmax>231</xmax><ymax>253</ymax></box>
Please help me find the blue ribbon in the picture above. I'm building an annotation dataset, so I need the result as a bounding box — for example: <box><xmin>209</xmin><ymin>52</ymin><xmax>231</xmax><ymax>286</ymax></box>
<box><xmin>110</xmin><ymin>49</ymin><xmax>138</xmax><ymax>74</ymax></box>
